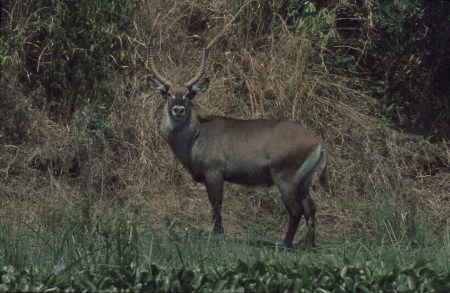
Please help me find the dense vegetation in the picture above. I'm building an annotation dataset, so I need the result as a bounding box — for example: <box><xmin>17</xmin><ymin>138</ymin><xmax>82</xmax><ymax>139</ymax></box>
<box><xmin>1</xmin><ymin>0</ymin><xmax>449</xmax><ymax>291</ymax></box>
<box><xmin>1</xmin><ymin>212</ymin><xmax>449</xmax><ymax>292</ymax></box>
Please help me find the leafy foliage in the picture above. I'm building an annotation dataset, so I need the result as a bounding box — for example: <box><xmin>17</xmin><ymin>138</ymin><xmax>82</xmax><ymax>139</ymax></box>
<box><xmin>1</xmin><ymin>257</ymin><xmax>449</xmax><ymax>292</ymax></box>
<box><xmin>334</xmin><ymin>0</ymin><xmax>450</xmax><ymax>136</ymax></box>
<box><xmin>233</xmin><ymin>0</ymin><xmax>337</xmax><ymax>49</ymax></box>
<box><xmin>1</xmin><ymin>0</ymin><xmax>140</xmax><ymax>123</ymax></box>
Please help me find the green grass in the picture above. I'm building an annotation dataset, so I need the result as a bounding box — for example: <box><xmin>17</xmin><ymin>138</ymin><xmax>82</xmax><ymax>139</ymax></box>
<box><xmin>1</xmin><ymin>202</ymin><xmax>449</xmax><ymax>292</ymax></box>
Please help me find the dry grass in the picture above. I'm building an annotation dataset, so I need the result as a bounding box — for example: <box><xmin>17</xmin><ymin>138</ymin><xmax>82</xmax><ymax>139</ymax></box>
<box><xmin>1</xmin><ymin>0</ymin><xmax>449</xmax><ymax>250</ymax></box>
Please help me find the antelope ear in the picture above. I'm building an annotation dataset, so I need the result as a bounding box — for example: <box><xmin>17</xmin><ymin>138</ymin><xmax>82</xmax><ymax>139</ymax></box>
<box><xmin>148</xmin><ymin>77</ymin><xmax>168</xmax><ymax>94</ymax></box>
<box><xmin>191</xmin><ymin>78</ymin><xmax>209</xmax><ymax>95</ymax></box>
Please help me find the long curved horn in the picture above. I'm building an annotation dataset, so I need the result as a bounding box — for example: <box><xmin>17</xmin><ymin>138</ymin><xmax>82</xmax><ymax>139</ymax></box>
<box><xmin>183</xmin><ymin>44</ymin><xmax>206</xmax><ymax>88</ymax></box>
<box><xmin>149</xmin><ymin>44</ymin><xmax>173</xmax><ymax>87</ymax></box>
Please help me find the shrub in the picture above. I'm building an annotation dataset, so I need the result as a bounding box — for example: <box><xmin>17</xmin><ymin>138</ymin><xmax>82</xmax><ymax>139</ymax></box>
<box><xmin>1</xmin><ymin>0</ymin><xmax>140</xmax><ymax>124</ymax></box>
<box><xmin>335</xmin><ymin>0</ymin><xmax>450</xmax><ymax>137</ymax></box>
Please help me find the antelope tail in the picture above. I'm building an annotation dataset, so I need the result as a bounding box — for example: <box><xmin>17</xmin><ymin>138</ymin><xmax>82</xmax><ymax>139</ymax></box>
<box><xmin>295</xmin><ymin>144</ymin><xmax>324</xmax><ymax>189</ymax></box>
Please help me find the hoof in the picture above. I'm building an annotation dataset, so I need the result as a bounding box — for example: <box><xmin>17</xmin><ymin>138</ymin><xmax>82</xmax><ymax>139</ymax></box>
<box><xmin>212</xmin><ymin>226</ymin><xmax>224</xmax><ymax>234</ymax></box>
<box><xmin>282</xmin><ymin>240</ymin><xmax>293</xmax><ymax>249</ymax></box>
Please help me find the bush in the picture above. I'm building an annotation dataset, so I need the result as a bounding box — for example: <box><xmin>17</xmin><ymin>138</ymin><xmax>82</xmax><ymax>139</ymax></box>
<box><xmin>1</xmin><ymin>0</ymin><xmax>140</xmax><ymax>124</ymax></box>
<box><xmin>335</xmin><ymin>0</ymin><xmax>450</xmax><ymax>137</ymax></box>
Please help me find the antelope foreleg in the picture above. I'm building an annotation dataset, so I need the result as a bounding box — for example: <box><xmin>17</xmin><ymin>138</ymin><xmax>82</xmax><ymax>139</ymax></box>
<box><xmin>205</xmin><ymin>171</ymin><xmax>224</xmax><ymax>234</ymax></box>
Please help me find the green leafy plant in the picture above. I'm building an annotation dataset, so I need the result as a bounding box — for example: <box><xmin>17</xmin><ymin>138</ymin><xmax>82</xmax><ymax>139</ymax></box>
<box><xmin>334</xmin><ymin>0</ymin><xmax>450</xmax><ymax>136</ymax></box>
<box><xmin>1</xmin><ymin>0</ymin><xmax>140</xmax><ymax>134</ymax></box>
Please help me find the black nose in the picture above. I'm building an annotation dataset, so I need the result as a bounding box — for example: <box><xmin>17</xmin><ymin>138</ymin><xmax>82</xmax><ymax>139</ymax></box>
<box><xmin>173</xmin><ymin>106</ymin><xmax>185</xmax><ymax>116</ymax></box>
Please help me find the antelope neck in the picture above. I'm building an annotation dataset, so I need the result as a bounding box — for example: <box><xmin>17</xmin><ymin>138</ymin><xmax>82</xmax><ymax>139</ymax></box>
<box><xmin>162</xmin><ymin>103</ymin><xmax>200</xmax><ymax>170</ymax></box>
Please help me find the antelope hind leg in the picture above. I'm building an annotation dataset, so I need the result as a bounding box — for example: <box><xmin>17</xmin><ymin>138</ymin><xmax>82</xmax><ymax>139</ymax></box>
<box><xmin>302</xmin><ymin>196</ymin><xmax>316</xmax><ymax>247</ymax></box>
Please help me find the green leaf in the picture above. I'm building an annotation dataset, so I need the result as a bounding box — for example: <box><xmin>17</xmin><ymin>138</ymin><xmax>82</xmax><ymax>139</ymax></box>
<box><xmin>213</xmin><ymin>279</ymin><xmax>227</xmax><ymax>291</ymax></box>
<box><xmin>45</xmin><ymin>275</ymin><xmax>56</xmax><ymax>287</ymax></box>
<box><xmin>315</xmin><ymin>288</ymin><xmax>331</xmax><ymax>293</ymax></box>
<box><xmin>340</xmin><ymin>266</ymin><xmax>348</xmax><ymax>278</ymax></box>
<box><xmin>0</xmin><ymin>284</ymin><xmax>11</xmax><ymax>292</ymax></box>
<box><xmin>406</xmin><ymin>275</ymin><xmax>416</xmax><ymax>290</ymax></box>
<box><xmin>397</xmin><ymin>284</ymin><xmax>409</xmax><ymax>293</ymax></box>
<box><xmin>354</xmin><ymin>283</ymin><xmax>371</xmax><ymax>293</ymax></box>
<box><xmin>192</xmin><ymin>273</ymin><xmax>205</xmax><ymax>289</ymax></box>
<box><xmin>292</xmin><ymin>278</ymin><xmax>302</xmax><ymax>293</ymax></box>
<box><xmin>1</xmin><ymin>275</ymin><xmax>10</xmax><ymax>285</ymax></box>
<box><xmin>171</xmin><ymin>279</ymin><xmax>181</xmax><ymax>291</ymax></box>
<box><xmin>323</xmin><ymin>254</ymin><xmax>342</xmax><ymax>269</ymax></box>
<box><xmin>82</xmin><ymin>279</ymin><xmax>97</xmax><ymax>291</ymax></box>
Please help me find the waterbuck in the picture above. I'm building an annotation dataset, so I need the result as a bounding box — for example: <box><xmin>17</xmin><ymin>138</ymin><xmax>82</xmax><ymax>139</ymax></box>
<box><xmin>148</xmin><ymin>42</ymin><xmax>328</xmax><ymax>248</ymax></box>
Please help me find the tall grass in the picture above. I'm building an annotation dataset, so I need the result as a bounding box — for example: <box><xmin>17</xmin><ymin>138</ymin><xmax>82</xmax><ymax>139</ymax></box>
<box><xmin>1</xmin><ymin>199</ymin><xmax>449</xmax><ymax>291</ymax></box>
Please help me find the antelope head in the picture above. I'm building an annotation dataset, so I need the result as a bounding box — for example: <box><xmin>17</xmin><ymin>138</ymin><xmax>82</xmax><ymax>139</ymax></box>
<box><xmin>148</xmin><ymin>43</ymin><xmax>209</xmax><ymax>122</ymax></box>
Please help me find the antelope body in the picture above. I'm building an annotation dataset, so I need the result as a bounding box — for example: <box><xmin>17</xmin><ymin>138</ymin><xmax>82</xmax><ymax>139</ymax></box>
<box><xmin>148</xmin><ymin>43</ymin><xmax>328</xmax><ymax>247</ymax></box>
